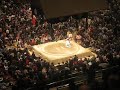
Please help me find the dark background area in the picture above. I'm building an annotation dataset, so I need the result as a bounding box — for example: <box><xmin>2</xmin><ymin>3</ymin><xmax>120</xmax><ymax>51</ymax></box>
<box><xmin>40</xmin><ymin>0</ymin><xmax>108</xmax><ymax>19</ymax></box>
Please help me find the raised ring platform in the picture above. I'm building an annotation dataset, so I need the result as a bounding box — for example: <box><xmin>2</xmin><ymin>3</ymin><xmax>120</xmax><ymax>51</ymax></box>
<box><xmin>32</xmin><ymin>40</ymin><xmax>96</xmax><ymax>64</ymax></box>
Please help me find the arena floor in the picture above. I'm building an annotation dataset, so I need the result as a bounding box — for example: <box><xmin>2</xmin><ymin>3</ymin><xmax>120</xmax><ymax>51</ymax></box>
<box><xmin>32</xmin><ymin>40</ymin><xmax>96</xmax><ymax>64</ymax></box>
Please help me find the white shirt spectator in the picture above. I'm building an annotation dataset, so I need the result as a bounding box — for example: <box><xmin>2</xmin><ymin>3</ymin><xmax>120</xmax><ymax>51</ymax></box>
<box><xmin>4</xmin><ymin>65</ymin><xmax>8</xmax><ymax>71</ymax></box>
<box><xmin>6</xmin><ymin>29</ymin><xmax>9</xmax><ymax>34</ymax></box>
<box><xmin>96</xmin><ymin>57</ymin><xmax>100</xmax><ymax>62</ymax></box>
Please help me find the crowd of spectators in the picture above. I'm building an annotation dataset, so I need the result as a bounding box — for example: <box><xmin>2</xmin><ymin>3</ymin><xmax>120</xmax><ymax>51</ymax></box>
<box><xmin>0</xmin><ymin>0</ymin><xmax>120</xmax><ymax>90</ymax></box>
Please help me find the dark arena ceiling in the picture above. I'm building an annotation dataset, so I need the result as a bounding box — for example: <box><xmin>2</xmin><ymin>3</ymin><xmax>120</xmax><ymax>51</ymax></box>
<box><xmin>39</xmin><ymin>0</ymin><xmax>108</xmax><ymax>19</ymax></box>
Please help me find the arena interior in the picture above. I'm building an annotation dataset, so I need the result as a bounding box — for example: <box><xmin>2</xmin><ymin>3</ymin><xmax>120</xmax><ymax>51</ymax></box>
<box><xmin>0</xmin><ymin>0</ymin><xmax>120</xmax><ymax>90</ymax></box>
